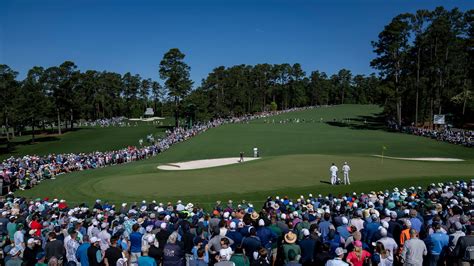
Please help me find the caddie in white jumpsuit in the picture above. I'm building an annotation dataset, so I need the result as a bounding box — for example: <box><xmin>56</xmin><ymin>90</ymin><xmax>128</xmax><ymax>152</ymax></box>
<box><xmin>329</xmin><ymin>163</ymin><xmax>338</xmax><ymax>185</ymax></box>
<box><xmin>342</xmin><ymin>162</ymin><xmax>351</xmax><ymax>185</ymax></box>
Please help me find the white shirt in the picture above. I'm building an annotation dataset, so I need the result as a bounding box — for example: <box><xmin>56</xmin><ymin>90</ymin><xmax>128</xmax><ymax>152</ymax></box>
<box><xmin>330</xmin><ymin>166</ymin><xmax>338</xmax><ymax>175</ymax></box>
<box><xmin>14</xmin><ymin>231</ymin><xmax>24</xmax><ymax>250</ymax></box>
<box><xmin>326</xmin><ymin>257</ymin><xmax>349</xmax><ymax>266</ymax></box>
<box><xmin>342</xmin><ymin>165</ymin><xmax>350</xmax><ymax>173</ymax></box>
<box><xmin>98</xmin><ymin>229</ymin><xmax>111</xmax><ymax>251</ymax></box>
<box><xmin>378</xmin><ymin>236</ymin><xmax>398</xmax><ymax>261</ymax></box>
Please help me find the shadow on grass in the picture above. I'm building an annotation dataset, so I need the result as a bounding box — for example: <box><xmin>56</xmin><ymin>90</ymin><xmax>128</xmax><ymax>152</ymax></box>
<box><xmin>0</xmin><ymin>136</ymin><xmax>61</xmax><ymax>155</ymax></box>
<box><xmin>326</xmin><ymin>112</ymin><xmax>387</xmax><ymax>131</ymax></box>
<box><xmin>156</xmin><ymin>125</ymin><xmax>175</xmax><ymax>131</ymax></box>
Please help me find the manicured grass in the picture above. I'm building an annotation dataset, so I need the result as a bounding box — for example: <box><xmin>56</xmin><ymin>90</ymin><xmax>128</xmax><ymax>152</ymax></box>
<box><xmin>0</xmin><ymin>121</ymin><xmax>171</xmax><ymax>160</ymax></box>
<box><xmin>16</xmin><ymin>105</ymin><xmax>474</xmax><ymax>206</ymax></box>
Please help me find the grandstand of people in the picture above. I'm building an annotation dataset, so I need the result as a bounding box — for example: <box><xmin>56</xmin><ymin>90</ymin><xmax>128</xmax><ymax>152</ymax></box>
<box><xmin>1</xmin><ymin>1</ymin><xmax>473</xmax><ymax>266</ymax></box>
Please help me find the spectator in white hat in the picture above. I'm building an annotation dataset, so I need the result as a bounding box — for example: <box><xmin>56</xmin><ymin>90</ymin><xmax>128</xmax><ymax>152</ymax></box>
<box><xmin>325</xmin><ymin>247</ymin><xmax>348</xmax><ymax>266</ymax></box>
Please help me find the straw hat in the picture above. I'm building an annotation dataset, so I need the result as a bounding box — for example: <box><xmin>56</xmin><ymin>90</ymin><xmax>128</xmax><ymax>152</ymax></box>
<box><xmin>284</xmin><ymin>232</ymin><xmax>297</xmax><ymax>244</ymax></box>
<box><xmin>250</xmin><ymin>211</ymin><xmax>259</xmax><ymax>220</ymax></box>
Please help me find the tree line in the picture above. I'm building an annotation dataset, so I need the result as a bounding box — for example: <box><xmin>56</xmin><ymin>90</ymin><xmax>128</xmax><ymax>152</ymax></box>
<box><xmin>371</xmin><ymin>7</ymin><xmax>473</xmax><ymax>126</ymax></box>
<box><xmin>1</xmin><ymin>6</ymin><xmax>472</xmax><ymax>144</ymax></box>
<box><xmin>187</xmin><ymin>64</ymin><xmax>384</xmax><ymax>120</ymax></box>
<box><xmin>0</xmin><ymin>62</ymin><xmax>166</xmax><ymax>141</ymax></box>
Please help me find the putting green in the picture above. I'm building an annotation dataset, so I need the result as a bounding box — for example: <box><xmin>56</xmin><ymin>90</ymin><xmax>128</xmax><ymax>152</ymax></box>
<box><xmin>16</xmin><ymin>105</ymin><xmax>474</xmax><ymax>206</ymax></box>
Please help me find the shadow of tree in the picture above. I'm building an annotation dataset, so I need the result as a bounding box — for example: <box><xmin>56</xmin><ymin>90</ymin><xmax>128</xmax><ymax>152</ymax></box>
<box><xmin>325</xmin><ymin>112</ymin><xmax>387</xmax><ymax>131</ymax></box>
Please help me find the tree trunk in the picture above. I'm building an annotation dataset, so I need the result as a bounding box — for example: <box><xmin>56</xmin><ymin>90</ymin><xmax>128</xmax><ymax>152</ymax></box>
<box><xmin>70</xmin><ymin>108</ymin><xmax>74</xmax><ymax>130</ymax></box>
<box><xmin>31</xmin><ymin>120</ymin><xmax>35</xmax><ymax>143</ymax></box>
<box><xmin>174</xmin><ymin>96</ymin><xmax>179</xmax><ymax>128</ymax></box>
<box><xmin>415</xmin><ymin>47</ymin><xmax>421</xmax><ymax>126</ymax></box>
<box><xmin>57</xmin><ymin>109</ymin><xmax>62</xmax><ymax>135</ymax></box>
<box><xmin>5</xmin><ymin>115</ymin><xmax>9</xmax><ymax>141</ymax></box>
<box><xmin>341</xmin><ymin>87</ymin><xmax>345</xmax><ymax>105</ymax></box>
<box><xmin>430</xmin><ymin>98</ymin><xmax>434</xmax><ymax>129</ymax></box>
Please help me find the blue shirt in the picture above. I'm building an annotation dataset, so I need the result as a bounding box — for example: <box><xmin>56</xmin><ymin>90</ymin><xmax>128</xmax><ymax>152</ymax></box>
<box><xmin>76</xmin><ymin>242</ymin><xmax>90</xmax><ymax>266</ymax></box>
<box><xmin>319</xmin><ymin>221</ymin><xmax>331</xmax><ymax>240</ymax></box>
<box><xmin>409</xmin><ymin>218</ymin><xmax>423</xmax><ymax>233</ymax></box>
<box><xmin>130</xmin><ymin>232</ymin><xmax>143</xmax><ymax>253</ymax></box>
<box><xmin>138</xmin><ymin>255</ymin><xmax>157</xmax><ymax>266</ymax></box>
<box><xmin>429</xmin><ymin>232</ymin><xmax>449</xmax><ymax>255</ymax></box>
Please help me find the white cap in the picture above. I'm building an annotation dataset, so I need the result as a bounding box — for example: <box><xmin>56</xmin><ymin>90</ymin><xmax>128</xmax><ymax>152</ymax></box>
<box><xmin>146</xmin><ymin>234</ymin><xmax>155</xmax><ymax>243</ymax></box>
<box><xmin>342</xmin><ymin>217</ymin><xmax>348</xmax><ymax>225</ymax></box>
<box><xmin>160</xmin><ymin>223</ymin><xmax>167</xmax><ymax>229</ymax></box>
<box><xmin>258</xmin><ymin>219</ymin><xmax>265</xmax><ymax>226</ymax></box>
<box><xmin>302</xmin><ymin>228</ymin><xmax>310</xmax><ymax>236</ymax></box>
<box><xmin>229</xmin><ymin>222</ymin><xmax>236</xmax><ymax>229</ymax></box>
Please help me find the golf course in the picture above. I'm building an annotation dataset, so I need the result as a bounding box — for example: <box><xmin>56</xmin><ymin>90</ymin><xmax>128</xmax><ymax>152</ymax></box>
<box><xmin>12</xmin><ymin>105</ymin><xmax>474</xmax><ymax>207</ymax></box>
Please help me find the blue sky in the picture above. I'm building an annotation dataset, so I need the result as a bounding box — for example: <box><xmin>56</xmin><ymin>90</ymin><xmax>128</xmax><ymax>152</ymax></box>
<box><xmin>1</xmin><ymin>0</ymin><xmax>472</xmax><ymax>87</ymax></box>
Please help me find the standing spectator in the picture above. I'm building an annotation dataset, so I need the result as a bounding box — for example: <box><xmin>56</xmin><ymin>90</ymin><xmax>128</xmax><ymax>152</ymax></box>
<box><xmin>346</xmin><ymin>241</ymin><xmax>371</xmax><ymax>266</ymax></box>
<box><xmin>241</xmin><ymin>228</ymin><xmax>262</xmax><ymax>263</ymax></box>
<box><xmin>45</xmin><ymin>232</ymin><xmax>65</xmax><ymax>262</ymax></box>
<box><xmin>87</xmin><ymin>237</ymin><xmax>103</xmax><ymax>266</ymax></box>
<box><xmin>401</xmin><ymin>229</ymin><xmax>427</xmax><ymax>266</ymax></box>
<box><xmin>299</xmin><ymin>229</ymin><xmax>316</xmax><ymax>265</ymax></box>
<box><xmin>104</xmin><ymin>236</ymin><xmax>123</xmax><ymax>266</ymax></box>
<box><xmin>23</xmin><ymin>238</ymin><xmax>38</xmax><ymax>266</ymax></box>
<box><xmin>6</xmin><ymin>247</ymin><xmax>23</xmax><ymax>266</ymax></box>
<box><xmin>376</xmin><ymin>228</ymin><xmax>398</xmax><ymax>263</ymax></box>
<box><xmin>138</xmin><ymin>246</ymin><xmax>157</xmax><ymax>266</ymax></box>
<box><xmin>282</xmin><ymin>232</ymin><xmax>301</xmax><ymax>264</ymax></box>
<box><xmin>77</xmin><ymin>235</ymin><xmax>91</xmax><ymax>266</ymax></box>
<box><xmin>427</xmin><ymin>224</ymin><xmax>449</xmax><ymax>265</ymax></box>
<box><xmin>66</xmin><ymin>230</ymin><xmax>80</xmax><ymax>265</ymax></box>
<box><xmin>371</xmin><ymin>242</ymin><xmax>393</xmax><ymax>266</ymax></box>
<box><xmin>163</xmin><ymin>232</ymin><xmax>185</xmax><ymax>266</ymax></box>
<box><xmin>325</xmin><ymin>247</ymin><xmax>348</xmax><ymax>266</ymax></box>
<box><xmin>453</xmin><ymin>225</ymin><xmax>474</xmax><ymax>265</ymax></box>
<box><xmin>130</xmin><ymin>223</ymin><xmax>143</xmax><ymax>265</ymax></box>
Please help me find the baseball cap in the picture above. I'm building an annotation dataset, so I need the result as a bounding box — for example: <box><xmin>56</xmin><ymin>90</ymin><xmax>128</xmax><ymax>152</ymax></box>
<box><xmin>335</xmin><ymin>247</ymin><xmax>347</xmax><ymax>256</ymax></box>
<box><xmin>302</xmin><ymin>228</ymin><xmax>310</xmax><ymax>237</ymax></box>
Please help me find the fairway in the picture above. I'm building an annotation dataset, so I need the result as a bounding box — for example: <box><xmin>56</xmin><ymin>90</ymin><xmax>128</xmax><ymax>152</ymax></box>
<box><xmin>16</xmin><ymin>105</ymin><xmax>474</xmax><ymax>206</ymax></box>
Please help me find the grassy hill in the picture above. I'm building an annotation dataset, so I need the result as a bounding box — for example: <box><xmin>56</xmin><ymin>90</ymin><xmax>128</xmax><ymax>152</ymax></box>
<box><xmin>16</xmin><ymin>105</ymin><xmax>474</xmax><ymax>207</ymax></box>
<box><xmin>0</xmin><ymin>120</ymin><xmax>172</xmax><ymax>160</ymax></box>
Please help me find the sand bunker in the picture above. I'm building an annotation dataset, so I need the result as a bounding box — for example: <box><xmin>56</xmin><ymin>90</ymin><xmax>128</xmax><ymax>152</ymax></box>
<box><xmin>157</xmin><ymin>157</ymin><xmax>261</xmax><ymax>170</ymax></box>
<box><xmin>372</xmin><ymin>155</ymin><xmax>464</xmax><ymax>162</ymax></box>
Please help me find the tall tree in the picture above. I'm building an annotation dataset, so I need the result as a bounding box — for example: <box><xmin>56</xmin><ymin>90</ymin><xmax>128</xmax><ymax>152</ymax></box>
<box><xmin>151</xmin><ymin>81</ymin><xmax>165</xmax><ymax>116</ymax></box>
<box><xmin>19</xmin><ymin>67</ymin><xmax>47</xmax><ymax>142</ymax></box>
<box><xmin>371</xmin><ymin>14</ymin><xmax>412</xmax><ymax>126</ymax></box>
<box><xmin>0</xmin><ymin>65</ymin><xmax>19</xmax><ymax>141</ymax></box>
<box><xmin>159</xmin><ymin>48</ymin><xmax>193</xmax><ymax>127</ymax></box>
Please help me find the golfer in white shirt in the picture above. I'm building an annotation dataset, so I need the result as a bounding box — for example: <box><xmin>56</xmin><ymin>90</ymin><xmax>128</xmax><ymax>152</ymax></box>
<box><xmin>342</xmin><ymin>162</ymin><xmax>351</xmax><ymax>185</ymax></box>
<box><xmin>329</xmin><ymin>163</ymin><xmax>338</xmax><ymax>185</ymax></box>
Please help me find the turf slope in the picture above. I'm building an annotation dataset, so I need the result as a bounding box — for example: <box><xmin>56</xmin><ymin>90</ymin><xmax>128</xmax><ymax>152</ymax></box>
<box><xmin>16</xmin><ymin>105</ymin><xmax>474</xmax><ymax>207</ymax></box>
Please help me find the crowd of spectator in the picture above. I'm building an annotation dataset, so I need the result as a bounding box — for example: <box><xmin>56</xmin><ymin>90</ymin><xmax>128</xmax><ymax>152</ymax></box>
<box><xmin>0</xmin><ymin>180</ymin><xmax>472</xmax><ymax>265</ymax></box>
<box><xmin>77</xmin><ymin>117</ymin><xmax>128</xmax><ymax>128</ymax></box>
<box><xmin>387</xmin><ymin>120</ymin><xmax>473</xmax><ymax>147</ymax></box>
<box><xmin>401</xmin><ymin>127</ymin><xmax>473</xmax><ymax>148</ymax></box>
<box><xmin>0</xmin><ymin>107</ymin><xmax>315</xmax><ymax>195</ymax></box>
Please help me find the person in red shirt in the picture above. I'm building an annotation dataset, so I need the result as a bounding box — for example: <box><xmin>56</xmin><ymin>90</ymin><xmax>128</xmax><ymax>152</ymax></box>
<box><xmin>58</xmin><ymin>200</ymin><xmax>68</xmax><ymax>210</ymax></box>
<box><xmin>29</xmin><ymin>215</ymin><xmax>42</xmax><ymax>237</ymax></box>
<box><xmin>346</xmin><ymin>240</ymin><xmax>371</xmax><ymax>266</ymax></box>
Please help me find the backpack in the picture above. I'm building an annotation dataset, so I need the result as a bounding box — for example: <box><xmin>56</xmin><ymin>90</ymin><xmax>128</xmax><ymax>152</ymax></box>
<box><xmin>464</xmin><ymin>246</ymin><xmax>474</xmax><ymax>261</ymax></box>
